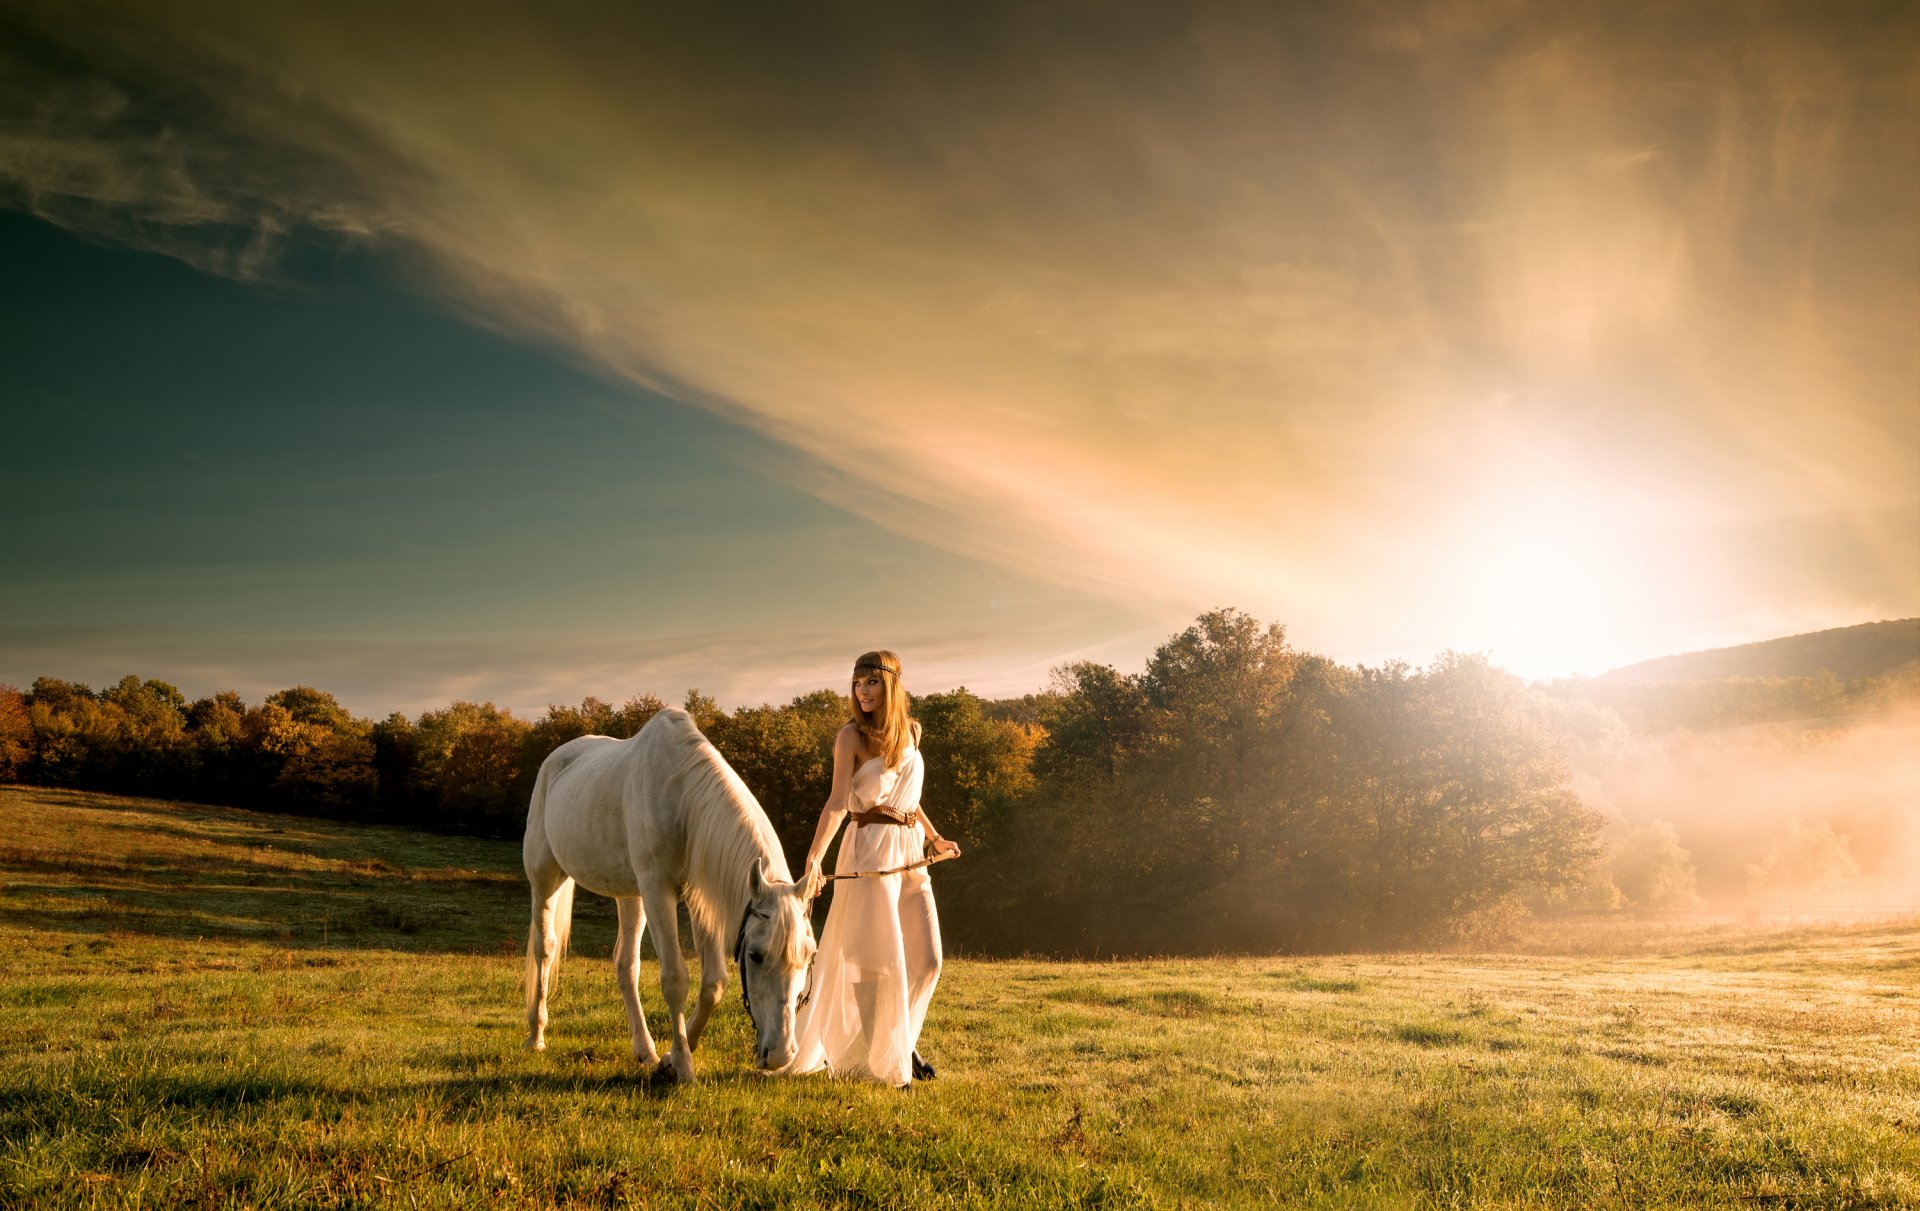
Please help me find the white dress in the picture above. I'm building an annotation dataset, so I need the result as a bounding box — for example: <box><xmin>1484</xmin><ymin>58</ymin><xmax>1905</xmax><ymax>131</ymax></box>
<box><xmin>782</xmin><ymin>744</ymin><xmax>943</xmax><ymax>1086</ymax></box>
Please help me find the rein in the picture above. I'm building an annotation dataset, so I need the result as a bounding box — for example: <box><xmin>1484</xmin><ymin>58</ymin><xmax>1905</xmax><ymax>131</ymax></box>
<box><xmin>821</xmin><ymin>850</ymin><xmax>957</xmax><ymax>882</ymax></box>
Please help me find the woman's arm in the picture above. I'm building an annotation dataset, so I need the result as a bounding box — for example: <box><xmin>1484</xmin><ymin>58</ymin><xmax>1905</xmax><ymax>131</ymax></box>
<box><xmin>800</xmin><ymin>725</ymin><xmax>861</xmax><ymax>898</ymax></box>
<box><xmin>916</xmin><ymin>807</ymin><xmax>961</xmax><ymax>859</ymax></box>
<box><xmin>908</xmin><ymin>722</ymin><xmax>959</xmax><ymax>859</ymax></box>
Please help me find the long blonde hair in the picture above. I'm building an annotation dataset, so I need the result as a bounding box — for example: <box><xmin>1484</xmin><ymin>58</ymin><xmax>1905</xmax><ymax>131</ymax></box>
<box><xmin>850</xmin><ymin>650</ymin><xmax>915</xmax><ymax>769</ymax></box>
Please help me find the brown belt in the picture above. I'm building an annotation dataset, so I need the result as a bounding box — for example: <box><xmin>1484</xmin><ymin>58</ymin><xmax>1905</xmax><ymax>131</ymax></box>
<box><xmin>848</xmin><ymin>807</ymin><xmax>920</xmax><ymax>827</ymax></box>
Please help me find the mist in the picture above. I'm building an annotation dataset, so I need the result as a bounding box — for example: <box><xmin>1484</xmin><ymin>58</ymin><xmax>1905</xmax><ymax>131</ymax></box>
<box><xmin>1570</xmin><ymin>710</ymin><xmax>1920</xmax><ymax>918</ymax></box>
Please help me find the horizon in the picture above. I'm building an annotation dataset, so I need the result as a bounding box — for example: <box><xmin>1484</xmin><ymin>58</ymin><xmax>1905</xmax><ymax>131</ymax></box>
<box><xmin>4</xmin><ymin>2</ymin><xmax>1915</xmax><ymax>716</ymax></box>
<box><xmin>8</xmin><ymin>612</ymin><xmax>1914</xmax><ymax>724</ymax></box>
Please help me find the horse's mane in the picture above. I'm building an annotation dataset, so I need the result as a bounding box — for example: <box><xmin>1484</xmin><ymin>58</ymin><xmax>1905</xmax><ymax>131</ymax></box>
<box><xmin>653</xmin><ymin>710</ymin><xmax>796</xmax><ymax>949</ymax></box>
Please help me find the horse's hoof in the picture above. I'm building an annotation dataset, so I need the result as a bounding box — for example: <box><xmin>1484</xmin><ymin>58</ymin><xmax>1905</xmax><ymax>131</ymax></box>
<box><xmin>526</xmin><ymin>1038</ymin><xmax>546</xmax><ymax>1053</ymax></box>
<box><xmin>652</xmin><ymin>1058</ymin><xmax>682</xmax><ymax>1085</ymax></box>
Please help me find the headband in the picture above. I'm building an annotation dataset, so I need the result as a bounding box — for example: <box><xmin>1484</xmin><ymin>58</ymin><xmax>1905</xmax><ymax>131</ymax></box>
<box><xmin>853</xmin><ymin>662</ymin><xmax>899</xmax><ymax>677</ymax></box>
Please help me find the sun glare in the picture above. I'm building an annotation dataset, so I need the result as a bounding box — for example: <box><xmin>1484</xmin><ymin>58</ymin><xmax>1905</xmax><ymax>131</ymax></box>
<box><xmin>1467</xmin><ymin>529</ymin><xmax>1617</xmax><ymax>679</ymax></box>
<box><xmin>1442</xmin><ymin>467</ymin><xmax>1649</xmax><ymax>681</ymax></box>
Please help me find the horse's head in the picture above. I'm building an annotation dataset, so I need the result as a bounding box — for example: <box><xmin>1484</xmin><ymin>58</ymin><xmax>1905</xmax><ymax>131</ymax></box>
<box><xmin>735</xmin><ymin>858</ymin><xmax>818</xmax><ymax>1070</ymax></box>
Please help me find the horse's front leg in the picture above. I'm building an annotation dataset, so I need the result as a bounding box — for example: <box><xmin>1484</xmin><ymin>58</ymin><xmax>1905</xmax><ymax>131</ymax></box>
<box><xmin>614</xmin><ymin>897</ymin><xmax>659</xmax><ymax>1066</ymax></box>
<box><xmin>640</xmin><ymin>884</ymin><xmax>695</xmax><ymax>1082</ymax></box>
<box><xmin>685</xmin><ymin>920</ymin><xmax>728</xmax><ymax>1052</ymax></box>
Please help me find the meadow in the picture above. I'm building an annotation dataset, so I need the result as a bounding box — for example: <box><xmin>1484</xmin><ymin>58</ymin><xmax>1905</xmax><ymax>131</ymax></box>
<box><xmin>1</xmin><ymin>785</ymin><xmax>1914</xmax><ymax>1209</ymax></box>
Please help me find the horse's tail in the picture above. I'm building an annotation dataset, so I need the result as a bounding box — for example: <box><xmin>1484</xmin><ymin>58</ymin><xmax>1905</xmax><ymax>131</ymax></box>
<box><xmin>523</xmin><ymin>753</ymin><xmax>577</xmax><ymax>1018</ymax></box>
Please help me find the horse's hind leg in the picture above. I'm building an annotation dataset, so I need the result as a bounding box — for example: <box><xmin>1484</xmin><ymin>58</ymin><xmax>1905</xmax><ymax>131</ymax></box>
<box><xmin>524</xmin><ymin>869</ymin><xmax>571</xmax><ymax>1052</ymax></box>
<box><xmin>615</xmin><ymin>897</ymin><xmax>660</xmax><ymax>1065</ymax></box>
<box><xmin>641</xmin><ymin>883</ymin><xmax>696</xmax><ymax>1082</ymax></box>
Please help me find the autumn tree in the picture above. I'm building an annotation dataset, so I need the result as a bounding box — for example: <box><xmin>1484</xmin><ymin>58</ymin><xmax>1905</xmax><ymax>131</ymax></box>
<box><xmin>705</xmin><ymin>689</ymin><xmax>845</xmax><ymax>864</ymax></box>
<box><xmin>519</xmin><ymin>694</ymin><xmax>667</xmax><ymax>805</ymax></box>
<box><xmin>411</xmin><ymin>701</ymin><xmax>531</xmax><ymax>836</ymax></box>
<box><xmin>0</xmin><ymin>685</ymin><xmax>30</xmax><ymax>783</ymax></box>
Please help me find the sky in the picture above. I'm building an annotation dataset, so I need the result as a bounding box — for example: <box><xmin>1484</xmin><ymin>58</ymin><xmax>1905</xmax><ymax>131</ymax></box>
<box><xmin>1</xmin><ymin>0</ymin><xmax>1916</xmax><ymax>718</ymax></box>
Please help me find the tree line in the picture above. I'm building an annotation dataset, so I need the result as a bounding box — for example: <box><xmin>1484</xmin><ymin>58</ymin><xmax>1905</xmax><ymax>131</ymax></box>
<box><xmin>12</xmin><ymin>609</ymin><xmax>1894</xmax><ymax>951</ymax></box>
<box><xmin>1540</xmin><ymin>666</ymin><xmax>1920</xmax><ymax>734</ymax></box>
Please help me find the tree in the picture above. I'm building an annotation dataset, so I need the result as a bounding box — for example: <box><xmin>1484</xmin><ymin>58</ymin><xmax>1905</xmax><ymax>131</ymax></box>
<box><xmin>248</xmin><ymin>688</ymin><xmax>378</xmax><ymax>816</ymax></box>
<box><xmin>371</xmin><ymin>712</ymin><xmax>420</xmax><ymax>820</ymax></box>
<box><xmin>0</xmin><ymin>685</ymin><xmax>30</xmax><ymax>783</ymax></box>
<box><xmin>1032</xmin><ymin>662</ymin><xmax>1146</xmax><ymax>784</ymax></box>
<box><xmin>519</xmin><ymin>694</ymin><xmax>668</xmax><ymax>795</ymax></box>
<box><xmin>186</xmin><ymin>692</ymin><xmax>253</xmax><ymax>803</ymax></box>
<box><xmin>266</xmin><ymin>686</ymin><xmax>355</xmax><ymax>733</ymax></box>
<box><xmin>1609</xmin><ymin>821</ymin><xmax>1699</xmax><ymax>913</ymax></box>
<box><xmin>1746</xmin><ymin>820</ymin><xmax>1863</xmax><ymax>906</ymax></box>
<box><xmin>1312</xmin><ymin>654</ymin><xmax>1602</xmax><ymax>945</ymax></box>
<box><xmin>682</xmin><ymin>689</ymin><xmax>723</xmax><ymax>733</ymax></box>
<box><xmin>915</xmin><ymin>687</ymin><xmax>1039</xmax><ymax>847</ymax></box>
<box><xmin>277</xmin><ymin>726</ymin><xmax>377</xmax><ymax>815</ymax></box>
<box><xmin>411</xmin><ymin>701</ymin><xmax>532</xmax><ymax>835</ymax></box>
<box><xmin>705</xmin><ymin>690</ymin><xmax>844</xmax><ymax>864</ymax></box>
<box><xmin>26</xmin><ymin>678</ymin><xmax>124</xmax><ymax>789</ymax></box>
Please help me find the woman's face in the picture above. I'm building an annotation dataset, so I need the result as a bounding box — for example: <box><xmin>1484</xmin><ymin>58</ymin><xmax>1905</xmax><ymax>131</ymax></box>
<box><xmin>853</xmin><ymin>672</ymin><xmax>888</xmax><ymax>715</ymax></box>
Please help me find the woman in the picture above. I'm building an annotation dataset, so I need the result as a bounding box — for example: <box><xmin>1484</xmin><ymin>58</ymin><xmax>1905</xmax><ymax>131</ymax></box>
<box><xmin>785</xmin><ymin>650</ymin><xmax>961</xmax><ymax>1087</ymax></box>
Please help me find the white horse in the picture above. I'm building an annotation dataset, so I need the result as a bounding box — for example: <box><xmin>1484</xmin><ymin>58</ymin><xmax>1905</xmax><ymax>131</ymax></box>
<box><xmin>522</xmin><ymin>707</ymin><xmax>816</xmax><ymax>1081</ymax></box>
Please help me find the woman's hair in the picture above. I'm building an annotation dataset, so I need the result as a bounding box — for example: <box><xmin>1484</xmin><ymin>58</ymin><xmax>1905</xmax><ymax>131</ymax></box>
<box><xmin>850</xmin><ymin>649</ymin><xmax>914</xmax><ymax>768</ymax></box>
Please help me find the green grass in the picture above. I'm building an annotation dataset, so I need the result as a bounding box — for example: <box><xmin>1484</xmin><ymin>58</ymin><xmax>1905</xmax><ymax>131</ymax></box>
<box><xmin>2</xmin><ymin>785</ymin><xmax>1915</xmax><ymax>1208</ymax></box>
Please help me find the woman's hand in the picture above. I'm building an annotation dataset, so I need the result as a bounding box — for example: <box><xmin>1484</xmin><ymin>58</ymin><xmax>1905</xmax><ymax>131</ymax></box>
<box><xmin>929</xmin><ymin>837</ymin><xmax>961</xmax><ymax>860</ymax></box>
<box><xmin>802</xmin><ymin>859</ymin><xmax>826</xmax><ymax>900</ymax></box>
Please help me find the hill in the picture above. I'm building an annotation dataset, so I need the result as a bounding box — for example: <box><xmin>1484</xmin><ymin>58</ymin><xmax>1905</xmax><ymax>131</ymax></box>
<box><xmin>1598</xmin><ymin>618</ymin><xmax>1920</xmax><ymax>685</ymax></box>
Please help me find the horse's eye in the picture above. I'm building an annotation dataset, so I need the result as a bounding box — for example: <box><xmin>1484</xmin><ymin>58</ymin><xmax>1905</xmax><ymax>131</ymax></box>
<box><xmin>749</xmin><ymin>951</ymin><xmax>765</xmax><ymax>965</ymax></box>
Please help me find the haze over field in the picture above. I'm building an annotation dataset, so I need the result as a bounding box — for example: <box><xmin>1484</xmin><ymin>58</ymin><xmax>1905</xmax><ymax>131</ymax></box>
<box><xmin>2</xmin><ymin>0</ymin><xmax>1917</xmax><ymax>715</ymax></box>
<box><xmin>1573</xmin><ymin>713</ymin><xmax>1920</xmax><ymax>916</ymax></box>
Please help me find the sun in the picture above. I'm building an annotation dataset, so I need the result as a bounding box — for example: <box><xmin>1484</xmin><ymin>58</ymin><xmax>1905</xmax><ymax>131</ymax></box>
<box><xmin>1439</xmin><ymin>467</ymin><xmax>1653</xmax><ymax>681</ymax></box>
<box><xmin>1464</xmin><ymin>527</ymin><xmax>1621</xmax><ymax>680</ymax></box>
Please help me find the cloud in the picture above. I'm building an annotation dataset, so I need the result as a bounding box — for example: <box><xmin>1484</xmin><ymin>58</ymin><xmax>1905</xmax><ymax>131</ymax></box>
<box><xmin>2</xmin><ymin>0</ymin><xmax>1915</xmax><ymax>677</ymax></box>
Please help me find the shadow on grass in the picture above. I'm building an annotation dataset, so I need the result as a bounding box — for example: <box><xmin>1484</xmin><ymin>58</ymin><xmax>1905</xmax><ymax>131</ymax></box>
<box><xmin>11</xmin><ymin>786</ymin><xmax>522</xmax><ymax>869</ymax></box>
<box><xmin>0</xmin><ymin>787</ymin><xmax>628</xmax><ymax>955</ymax></box>
<box><xmin>0</xmin><ymin>1070</ymin><xmax>341</xmax><ymax>1137</ymax></box>
<box><xmin>434</xmin><ymin>1069</ymin><xmax>690</xmax><ymax>1108</ymax></box>
<box><xmin>1</xmin><ymin>887</ymin><xmax>620</xmax><ymax>957</ymax></box>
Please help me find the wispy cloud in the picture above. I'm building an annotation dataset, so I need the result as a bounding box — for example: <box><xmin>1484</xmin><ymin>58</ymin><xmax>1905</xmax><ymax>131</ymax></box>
<box><xmin>3</xmin><ymin>0</ymin><xmax>1914</xmax><ymax>679</ymax></box>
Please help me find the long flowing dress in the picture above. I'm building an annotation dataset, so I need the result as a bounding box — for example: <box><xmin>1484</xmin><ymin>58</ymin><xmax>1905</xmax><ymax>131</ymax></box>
<box><xmin>781</xmin><ymin>744</ymin><xmax>943</xmax><ymax>1086</ymax></box>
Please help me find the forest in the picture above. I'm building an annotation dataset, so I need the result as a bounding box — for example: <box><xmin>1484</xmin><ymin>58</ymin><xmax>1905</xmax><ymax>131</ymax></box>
<box><xmin>4</xmin><ymin>610</ymin><xmax>1913</xmax><ymax>953</ymax></box>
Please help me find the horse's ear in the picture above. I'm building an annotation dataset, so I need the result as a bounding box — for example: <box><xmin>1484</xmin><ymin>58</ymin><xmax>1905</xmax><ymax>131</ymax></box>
<box><xmin>749</xmin><ymin>858</ymin><xmax>769</xmax><ymax>898</ymax></box>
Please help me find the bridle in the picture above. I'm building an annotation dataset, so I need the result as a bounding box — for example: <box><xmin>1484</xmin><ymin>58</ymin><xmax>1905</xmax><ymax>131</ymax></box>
<box><xmin>734</xmin><ymin>904</ymin><xmax>812</xmax><ymax>1033</ymax></box>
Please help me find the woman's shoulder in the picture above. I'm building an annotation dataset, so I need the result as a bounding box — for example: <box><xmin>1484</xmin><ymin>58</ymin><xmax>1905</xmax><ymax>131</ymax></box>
<box><xmin>909</xmin><ymin>719</ymin><xmax>922</xmax><ymax>746</ymax></box>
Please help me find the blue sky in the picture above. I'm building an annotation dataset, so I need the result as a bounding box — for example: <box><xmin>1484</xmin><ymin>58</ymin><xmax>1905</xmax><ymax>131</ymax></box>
<box><xmin>0</xmin><ymin>211</ymin><xmax>1146</xmax><ymax>713</ymax></box>
<box><xmin>2</xmin><ymin>1</ymin><xmax>1915</xmax><ymax>716</ymax></box>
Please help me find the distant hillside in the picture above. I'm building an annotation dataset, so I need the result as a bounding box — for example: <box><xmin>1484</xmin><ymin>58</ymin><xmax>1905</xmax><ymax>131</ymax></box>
<box><xmin>1599</xmin><ymin>619</ymin><xmax>1920</xmax><ymax>686</ymax></box>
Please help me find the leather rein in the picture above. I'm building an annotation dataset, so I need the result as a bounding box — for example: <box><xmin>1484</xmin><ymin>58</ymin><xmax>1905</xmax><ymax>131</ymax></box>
<box><xmin>820</xmin><ymin>849</ymin><xmax>956</xmax><ymax>882</ymax></box>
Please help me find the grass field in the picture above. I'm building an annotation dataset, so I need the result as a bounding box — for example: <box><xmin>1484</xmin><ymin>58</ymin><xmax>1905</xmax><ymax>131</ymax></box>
<box><xmin>2</xmin><ymin>785</ymin><xmax>1915</xmax><ymax>1208</ymax></box>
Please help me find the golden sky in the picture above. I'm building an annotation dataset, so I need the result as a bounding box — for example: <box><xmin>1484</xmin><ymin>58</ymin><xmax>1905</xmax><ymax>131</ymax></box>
<box><xmin>2</xmin><ymin>0</ymin><xmax>1915</xmax><ymax>705</ymax></box>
